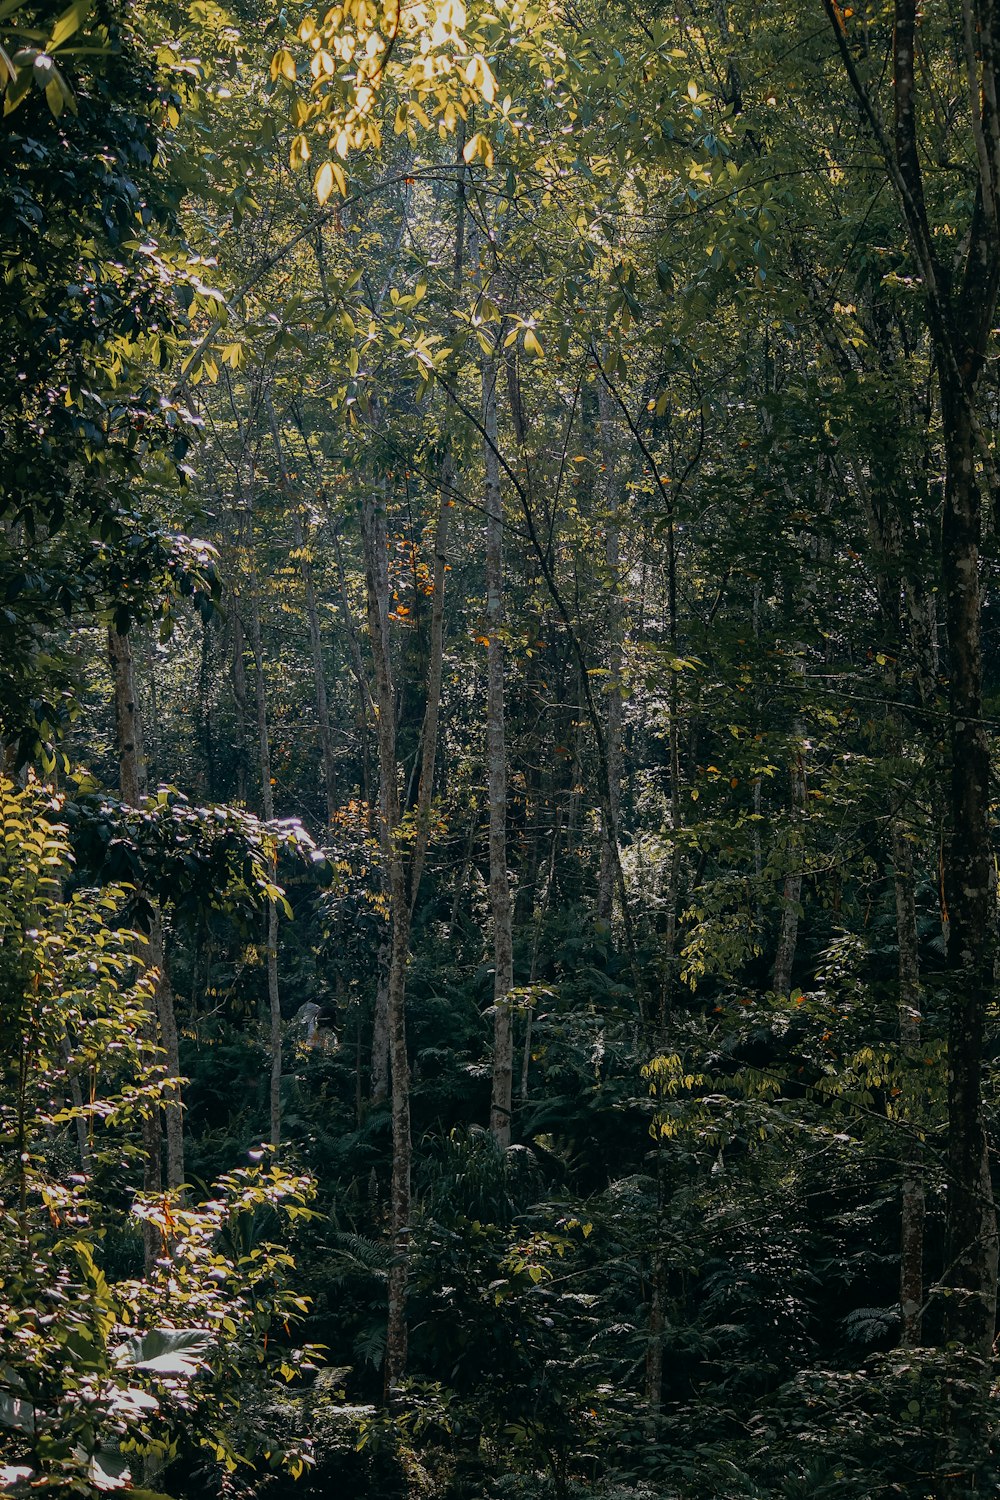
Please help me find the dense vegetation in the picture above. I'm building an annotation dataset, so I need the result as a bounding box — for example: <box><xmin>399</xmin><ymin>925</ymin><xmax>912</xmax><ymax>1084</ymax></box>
<box><xmin>3</xmin><ymin>0</ymin><xmax>1000</xmax><ymax>1495</ymax></box>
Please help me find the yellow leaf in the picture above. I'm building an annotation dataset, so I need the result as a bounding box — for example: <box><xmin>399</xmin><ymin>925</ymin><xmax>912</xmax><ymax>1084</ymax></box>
<box><xmin>271</xmin><ymin>48</ymin><xmax>297</xmax><ymax>82</ymax></box>
<box><xmin>462</xmin><ymin>130</ymin><xmax>494</xmax><ymax>167</ymax></box>
<box><xmin>523</xmin><ymin>328</ymin><xmax>544</xmax><ymax>358</ymax></box>
<box><xmin>315</xmin><ymin>161</ymin><xmax>334</xmax><ymax>205</ymax></box>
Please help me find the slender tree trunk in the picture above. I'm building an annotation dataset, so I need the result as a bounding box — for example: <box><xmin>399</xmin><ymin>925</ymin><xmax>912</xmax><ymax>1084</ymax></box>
<box><xmin>940</xmin><ymin>388</ymin><xmax>997</xmax><ymax>1352</ymax></box>
<box><xmin>482</xmin><ymin>348</ymin><xmax>515</xmax><ymax>1150</ymax></box>
<box><xmin>109</xmin><ymin>627</ymin><xmax>145</xmax><ymax>807</ymax></box>
<box><xmin>658</xmin><ymin>482</ymin><xmax>683</xmax><ymax>1033</ymax></box>
<box><xmin>147</xmin><ymin>914</ymin><xmax>184</xmax><ymax>1191</ymax></box>
<box><xmin>230</xmin><ymin>611</ymin><xmax>250</xmax><ymax>806</ymax></box>
<box><xmin>408</xmin><ymin>469</ymin><xmax>451</xmax><ymax>911</ymax></box>
<box><xmin>859</xmin><ymin>455</ymin><xmax>931</xmax><ymax>1351</ymax></box>
<box><xmin>361</xmin><ymin>483</ymin><xmax>413</xmax><ymax>1394</ymax></box>
<box><xmin>299</xmin><ymin>505</ymin><xmax>339</xmax><ymax>826</ymax></box>
<box><xmin>645</xmin><ymin>1245</ymin><xmax>666</xmax><ymax>1414</ymax></box>
<box><xmin>410</xmin><ymin>142</ymin><xmax>464</xmax><ymax>912</ymax></box>
<box><xmin>371</xmin><ymin>937</ymin><xmax>391</xmax><ymax>1105</ymax></box>
<box><xmin>330</xmin><ymin>504</ymin><xmax>390</xmax><ymax>1104</ymax></box>
<box><xmin>247</xmin><ymin>585</ymin><xmax>282</xmax><ymax>1152</ymax></box>
<box><xmin>772</xmin><ymin>742</ymin><xmax>806</xmax><ymax>997</ymax></box>
<box><xmin>855</xmin><ymin>447</ymin><xmax>932</xmax><ymax>1350</ymax></box>
<box><xmin>596</xmin><ymin>370</ymin><xmax>624</xmax><ymax>922</ymax></box>
<box><xmin>198</xmin><ymin>616</ymin><xmax>217</xmax><ymax>800</ymax></box>
<box><xmin>326</xmin><ymin>520</ymin><xmax>377</xmax><ymax>827</ymax></box>
<box><xmin>521</xmin><ymin>806</ymin><xmax>561</xmax><ymax>1102</ymax></box>
<box><xmin>646</xmin><ymin>1067</ymin><xmax>668</xmax><ymax>1415</ymax></box>
<box><xmin>108</xmin><ymin>627</ymin><xmax>186</xmax><ymax>1259</ymax></box>
<box><xmin>892</xmin><ymin>819</ymin><xmax>925</xmax><ymax>1345</ymax></box>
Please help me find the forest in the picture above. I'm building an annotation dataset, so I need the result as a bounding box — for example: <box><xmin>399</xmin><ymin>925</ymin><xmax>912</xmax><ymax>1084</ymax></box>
<box><xmin>3</xmin><ymin>0</ymin><xmax>1000</xmax><ymax>1495</ymax></box>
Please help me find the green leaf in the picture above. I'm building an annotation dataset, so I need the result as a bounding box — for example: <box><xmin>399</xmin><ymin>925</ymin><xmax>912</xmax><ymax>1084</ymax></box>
<box><xmin>49</xmin><ymin>0</ymin><xmax>91</xmax><ymax>49</ymax></box>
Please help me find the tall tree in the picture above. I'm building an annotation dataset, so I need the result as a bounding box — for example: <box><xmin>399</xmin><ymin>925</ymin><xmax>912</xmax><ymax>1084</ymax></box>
<box><xmin>822</xmin><ymin>0</ymin><xmax>1000</xmax><ymax>1353</ymax></box>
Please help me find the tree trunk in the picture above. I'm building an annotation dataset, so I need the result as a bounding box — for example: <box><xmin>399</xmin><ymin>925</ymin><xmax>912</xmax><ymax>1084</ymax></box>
<box><xmin>596</xmin><ymin>368</ymin><xmax>624</xmax><ymax>923</ymax></box>
<box><xmin>408</xmin><ymin>467</ymin><xmax>451</xmax><ymax>912</ymax></box>
<box><xmin>892</xmin><ymin>819</ymin><xmax>925</xmax><ymax>1346</ymax></box>
<box><xmin>772</xmin><ymin>742</ymin><xmax>806</xmax><ymax>997</ymax></box>
<box><xmin>109</xmin><ymin>626</ymin><xmax>144</xmax><ymax>807</ymax></box>
<box><xmin>371</xmin><ymin>937</ymin><xmax>391</xmax><ymax>1106</ymax></box>
<box><xmin>940</xmin><ymin>387</ymin><xmax>997</xmax><ymax>1352</ymax></box>
<box><xmin>328</xmin><ymin>517</ymin><xmax>376</xmax><ymax>800</ymax></box>
<box><xmin>409</xmin><ymin>139</ymin><xmax>464</xmax><ymax>913</ymax></box>
<box><xmin>108</xmin><ymin>627</ymin><xmax>186</xmax><ymax>1257</ymax></box>
<box><xmin>230</xmin><ymin>611</ymin><xmax>250</xmax><ymax>806</ymax></box>
<box><xmin>246</xmin><ymin>586</ymin><xmax>282</xmax><ymax>1153</ymax></box>
<box><xmin>521</xmin><ymin>805</ymin><xmax>561</xmax><ymax>1102</ymax></box>
<box><xmin>147</xmin><ymin>914</ymin><xmax>184</xmax><ymax>1192</ymax></box>
<box><xmin>482</xmin><ymin>347</ymin><xmax>515</xmax><ymax>1150</ymax></box>
<box><xmin>361</xmin><ymin>482</ymin><xmax>413</xmax><ymax>1395</ymax></box>
<box><xmin>198</xmin><ymin>615</ymin><xmax>217</xmax><ymax>801</ymax></box>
